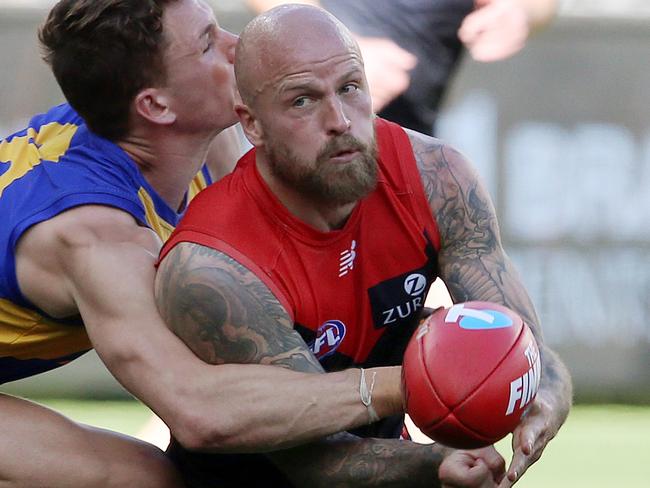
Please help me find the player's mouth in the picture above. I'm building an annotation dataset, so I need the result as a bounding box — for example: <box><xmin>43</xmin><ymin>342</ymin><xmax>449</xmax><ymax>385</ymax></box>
<box><xmin>328</xmin><ymin>148</ymin><xmax>360</xmax><ymax>164</ymax></box>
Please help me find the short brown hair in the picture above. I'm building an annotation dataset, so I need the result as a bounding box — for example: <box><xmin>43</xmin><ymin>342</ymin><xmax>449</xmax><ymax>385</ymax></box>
<box><xmin>39</xmin><ymin>0</ymin><xmax>177</xmax><ymax>140</ymax></box>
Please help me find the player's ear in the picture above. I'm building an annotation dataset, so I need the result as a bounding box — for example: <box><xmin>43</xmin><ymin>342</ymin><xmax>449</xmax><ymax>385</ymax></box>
<box><xmin>134</xmin><ymin>88</ymin><xmax>176</xmax><ymax>125</ymax></box>
<box><xmin>235</xmin><ymin>102</ymin><xmax>263</xmax><ymax>147</ymax></box>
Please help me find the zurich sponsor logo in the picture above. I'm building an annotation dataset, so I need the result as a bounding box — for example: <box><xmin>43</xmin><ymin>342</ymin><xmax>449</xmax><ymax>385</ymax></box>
<box><xmin>404</xmin><ymin>273</ymin><xmax>427</xmax><ymax>297</ymax></box>
<box><xmin>445</xmin><ymin>303</ymin><xmax>513</xmax><ymax>330</ymax></box>
<box><xmin>309</xmin><ymin>320</ymin><xmax>346</xmax><ymax>359</ymax></box>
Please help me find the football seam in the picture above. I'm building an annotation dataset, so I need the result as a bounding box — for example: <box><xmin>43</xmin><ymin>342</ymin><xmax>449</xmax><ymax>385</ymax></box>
<box><xmin>451</xmin><ymin>320</ymin><xmax>526</xmax><ymax>410</ymax></box>
<box><xmin>422</xmin><ymin>323</ymin><xmax>526</xmax><ymax>439</ymax></box>
<box><xmin>449</xmin><ymin>322</ymin><xmax>527</xmax><ymax>436</ymax></box>
<box><xmin>423</xmin><ymin>411</ymin><xmax>496</xmax><ymax>444</ymax></box>
<box><xmin>415</xmin><ymin>331</ymin><xmax>447</xmax><ymax>422</ymax></box>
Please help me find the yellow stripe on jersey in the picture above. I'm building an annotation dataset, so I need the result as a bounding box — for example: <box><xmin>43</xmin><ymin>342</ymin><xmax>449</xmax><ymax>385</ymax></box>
<box><xmin>137</xmin><ymin>187</ymin><xmax>175</xmax><ymax>242</ymax></box>
<box><xmin>137</xmin><ymin>171</ymin><xmax>210</xmax><ymax>243</ymax></box>
<box><xmin>0</xmin><ymin>298</ymin><xmax>91</xmax><ymax>360</ymax></box>
<box><xmin>189</xmin><ymin>171</ymin><xmax>209</xmax><ymax>200</ymax></box>
<box><xmin>0</xmin><ymin>122</ymin><xmax>77</xmax><ymax>197</ymax></box>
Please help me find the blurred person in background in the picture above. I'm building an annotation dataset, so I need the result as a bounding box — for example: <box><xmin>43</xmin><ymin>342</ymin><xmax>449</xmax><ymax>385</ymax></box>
<box><xmin>247</xmin><ymin>0</ymin><xmax>558</xmax><ymax>134</ymax></box>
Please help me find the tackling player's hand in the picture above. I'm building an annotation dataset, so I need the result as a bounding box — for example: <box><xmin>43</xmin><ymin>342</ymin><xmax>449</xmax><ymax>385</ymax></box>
<box><xmin>439</xmin><ymin>446</ymin><xmax>505</xmax><ymax>488</ymax></box>
<box><xmin>498</xmin><ymin>394</ymin><xmax>560</xmax><ymax>487</ymax></box>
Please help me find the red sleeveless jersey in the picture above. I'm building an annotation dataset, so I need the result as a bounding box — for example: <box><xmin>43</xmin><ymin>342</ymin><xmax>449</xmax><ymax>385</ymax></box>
<box><xmin>160</xmin><ymin>118</ymin><xmax>440</xmax><ymax>371</ymax></box>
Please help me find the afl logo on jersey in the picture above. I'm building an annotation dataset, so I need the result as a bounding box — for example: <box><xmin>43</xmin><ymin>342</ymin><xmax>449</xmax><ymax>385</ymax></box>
<box><xmin>309</xmin><ymin>320</ymin><xmax>346</xmax><ymax>359</ymax></box>
<box><xmin>404</xmin><ymin>273</ymin><xmax>427</xmax><ymax>297</ymax></box>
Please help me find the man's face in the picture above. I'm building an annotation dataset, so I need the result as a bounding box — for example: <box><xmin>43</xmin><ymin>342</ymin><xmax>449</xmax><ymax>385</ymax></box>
<box><xmin>162</xmin><ymin>0</ymin><xmax>238</xmax><ymax>133</ymax></box>
<box><xmin>253</xmin><ymin>33</ymin><xmax>378</xmax><ymax>204</ymax></box>
<box><xmin>266</xmin><ymin>127</ymin><xmax>377</xmax><ymax>206</ymax></box>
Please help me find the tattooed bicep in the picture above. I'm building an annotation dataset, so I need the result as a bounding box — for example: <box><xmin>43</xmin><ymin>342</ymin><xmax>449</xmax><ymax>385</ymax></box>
<box><xmin>406</xmin><ymin>129</ymin><xmax>500</xmax><ymax>251</ymax></box>
<box><xmin>155</xmin><ymin>242</ymin><xmax>323</xmax><ymax>373</ymax></box>
<box><xmin>406</xmin><ymin>132</ymin><xmax>543</xmax><ymax>337</ymax></box>
<box><xmin>405</xmin><ymin>128</ymin><xmax>446</xmax><ymax>203</ymax></box>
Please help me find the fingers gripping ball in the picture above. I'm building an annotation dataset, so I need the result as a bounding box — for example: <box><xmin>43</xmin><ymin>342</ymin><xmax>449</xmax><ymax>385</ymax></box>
<box><xmin>402</xmin><ymin>301</ymin><xmax>540</xmax><ymax>449</ymax></box>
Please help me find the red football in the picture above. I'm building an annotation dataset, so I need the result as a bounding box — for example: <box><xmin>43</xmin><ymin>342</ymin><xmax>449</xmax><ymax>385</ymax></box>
<box><xmin>402</xmin><ymin>301</ymin><xmax>540</xmax><ymax>449</ymax></box>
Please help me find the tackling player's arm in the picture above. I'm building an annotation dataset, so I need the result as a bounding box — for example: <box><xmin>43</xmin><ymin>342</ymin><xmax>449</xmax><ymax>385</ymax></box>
<box><xmin>14</xmin><ymin>205</ymin><xmax>382</xmax><ymax>452</ymax></box>
<box><xmin>156</xmin><ymin>242</ymin><xmax>404</xmax><ymax>452</ymax></box>
<box><xmin>407</xmin><ymin>129</ymin><xmax>573</xmax><ymax>486</ymax></box>
<box><xmin>155</xmin><ymin>242</ymin><xmax>505</xmax><ymax>487</ymax></box>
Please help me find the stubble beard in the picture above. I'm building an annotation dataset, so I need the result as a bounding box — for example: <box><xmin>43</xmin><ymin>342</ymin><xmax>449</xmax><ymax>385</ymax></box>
<box><xmin>266</xmin><ymin>132</ymin><xmax>379</xmax><ymax>206</ymax></box>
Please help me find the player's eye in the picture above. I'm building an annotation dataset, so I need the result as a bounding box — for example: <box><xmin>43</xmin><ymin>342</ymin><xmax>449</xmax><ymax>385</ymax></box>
<box><xmin>202</xmin><ymin>26</ymin><xmax>217</xmax><ymax>54</ymax></box>
<box><xmin>292</xmin><ymin>96</ymin><xmax>310</xmax><ymax>108</ymax></box>
<box><xmin>340</xmin><ymin>83</ymin><xmax>359</xmax><ymax>95</ymax></box>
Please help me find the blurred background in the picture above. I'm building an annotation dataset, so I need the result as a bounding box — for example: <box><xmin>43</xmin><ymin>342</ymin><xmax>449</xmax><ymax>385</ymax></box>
<box><xmin>1</xmin><ymin>0</ymin><xmax>649</xmax><ymax>485</ymax></box>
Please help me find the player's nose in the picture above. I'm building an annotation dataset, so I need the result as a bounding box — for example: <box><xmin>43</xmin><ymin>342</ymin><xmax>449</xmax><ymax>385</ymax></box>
<box><xmin>324</xmin><ymin>97</ymin><xmax>351</xmax><ymax>135</ymax></box>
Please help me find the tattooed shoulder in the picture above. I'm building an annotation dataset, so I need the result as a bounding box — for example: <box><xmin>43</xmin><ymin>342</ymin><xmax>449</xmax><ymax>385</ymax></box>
<box><xmin>405</xmin><ymin>128</ymin><xmax>445</xmax><ymax>191</ymax></box>
<box><xmin>155</xmin><ymin>242</ymin><xmax>323</xmax><ymax>372</ymax></box>
<box><xmin>406</xmin><ymin>129</ymin><xmax>479</xmax><ymax>192</ymax></box>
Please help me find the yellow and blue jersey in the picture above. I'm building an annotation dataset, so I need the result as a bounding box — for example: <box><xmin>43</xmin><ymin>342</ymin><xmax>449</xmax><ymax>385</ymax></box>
<box><xmin>0</xmin><ymin>103</ymin><xmax>212</xmax><ymax>384</ymax></box>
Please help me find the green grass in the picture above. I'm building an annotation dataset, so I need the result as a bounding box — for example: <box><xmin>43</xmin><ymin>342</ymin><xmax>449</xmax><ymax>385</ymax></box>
<box><xmin>41</xmin><ymin>398</ymin><xmax>155</xmax><ymax>436</ymax></box>
<box><xmin>494</xmin><ymin>404</ymin><xmax>650</xmax><ymax>487</ymax></box>
<box><xmin>38</xmin><ymin>400</ymin><xmax>650</xmax><ymax>487</ymax></box>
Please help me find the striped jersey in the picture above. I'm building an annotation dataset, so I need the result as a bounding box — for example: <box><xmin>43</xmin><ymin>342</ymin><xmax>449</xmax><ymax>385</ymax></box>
<box><xmin>0</xmin><ymin>103</ymin><xmax>211</xmax><ymax>383</ymax></box>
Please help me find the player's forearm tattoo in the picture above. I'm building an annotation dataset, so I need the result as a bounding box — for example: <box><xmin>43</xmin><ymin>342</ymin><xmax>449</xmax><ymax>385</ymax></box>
<box><xmin>271</xmin><ymin>438</ymin><xmax>445</xmax><ymax>488</ymax></box>
<box><xmin>409</xmin><ymin>133</ymin><xmax>570</xmax><ymax>398</ymax></box>
<box><xmin>156</xmin><ymin>243</ymin><xmax>323</xmax><ymax>373</ymax></box>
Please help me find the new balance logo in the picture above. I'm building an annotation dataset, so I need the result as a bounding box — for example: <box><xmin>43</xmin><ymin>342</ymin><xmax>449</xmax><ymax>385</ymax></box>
<box><xmin>339</xmin><ymin>240</ymin><xmax>357</xmax><ymax>277</ymax></box>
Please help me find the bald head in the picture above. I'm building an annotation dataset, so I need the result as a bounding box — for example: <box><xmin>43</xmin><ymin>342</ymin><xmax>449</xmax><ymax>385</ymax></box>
<box><xmin>235</xmin><ymin>4</ymin><xmax>361</xmax><ymax>106</ymax></box>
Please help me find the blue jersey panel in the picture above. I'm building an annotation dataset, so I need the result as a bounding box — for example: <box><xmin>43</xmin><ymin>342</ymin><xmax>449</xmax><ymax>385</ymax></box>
<box><xmin>0</xmin><ymin>103</ymin><xmax>201</xmax><ymax>382</ymax></box>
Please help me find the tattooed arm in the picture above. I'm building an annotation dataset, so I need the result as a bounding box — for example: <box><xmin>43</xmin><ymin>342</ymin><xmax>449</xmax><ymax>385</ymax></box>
<box><xmin>155</xmin><ymin>241</ymin><xmax>505</xmax><ymax>487</ymax></box>
<box><xmin>156</xmin><ymin>241</ymin><xmax>404</xmax><ymax>452</ymax></box>
<box><xmin>408</xmin><ymin>129</ymin><xmax>572</xmax><ymax>487</ymax></box>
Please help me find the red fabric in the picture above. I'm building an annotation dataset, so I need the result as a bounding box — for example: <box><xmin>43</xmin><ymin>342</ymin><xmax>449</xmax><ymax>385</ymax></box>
<box><xmin>160</xmin><ymin>118</ymin><xmax>440</xmax><ymax>367</ymax></box>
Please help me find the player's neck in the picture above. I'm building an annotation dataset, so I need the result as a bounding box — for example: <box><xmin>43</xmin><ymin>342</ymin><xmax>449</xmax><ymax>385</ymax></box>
<box><xmin>118</xmin><ymin>129</ymin><xmax>213</xmax><ymax>211</ymax></box>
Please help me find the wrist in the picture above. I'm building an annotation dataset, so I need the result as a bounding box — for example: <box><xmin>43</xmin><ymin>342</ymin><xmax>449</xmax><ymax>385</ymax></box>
<box><xmin>538</xmin><ymin>350</ymin><xmax>573</xmax><ymax>425</ymax></box>
<box><xmin>535</xmin><ymin>386</ymin><xmax>569</xmax><ymax>433</ymax></box>
<box><xmin>366</xmin><ymin>366</ymin><xmax>404</xmax><ymax>419</ymax></box>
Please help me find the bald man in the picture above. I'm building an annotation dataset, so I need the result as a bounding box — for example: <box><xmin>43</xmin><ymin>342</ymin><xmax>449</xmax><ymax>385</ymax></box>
<box><xmin>155</xmin><ymin>4</ymin><xmax>572</xmax><ymax>487</ymax></box>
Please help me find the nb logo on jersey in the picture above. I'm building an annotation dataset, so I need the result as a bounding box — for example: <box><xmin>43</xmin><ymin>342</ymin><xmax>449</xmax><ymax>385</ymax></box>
<box><xmin>309</xmin><ymin>320</ymin><xmax>346</xmax><ymax>359</ymax></box>
<box><xmin>339</xmin><ymin>240</ymin><xmax>357</xmax><ymax>277</ymax></box>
